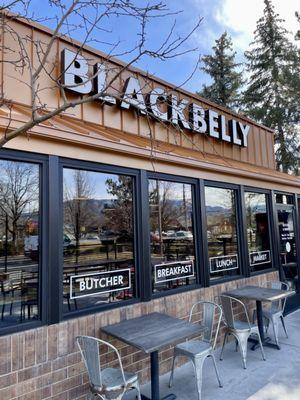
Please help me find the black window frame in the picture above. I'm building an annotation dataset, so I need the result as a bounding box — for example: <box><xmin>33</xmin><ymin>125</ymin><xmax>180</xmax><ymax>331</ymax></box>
<box><xmin>243</xmin><ymin>186</ymin><xmax>276</xmax><ymax>276</ymax></box>
<box><xmin>146</xmin><ymin>171</ymin><xmax>203</xmax><ymax>299</ymax></box>
<box><xmin>273</xmin><ymin>190</ymin><xmax>300</xmax><ymax>283</ymax></box>
<box><xmin>58</xmin><ymin>157</ymin><xmax>142</xmax><ymax>321</ymax></box>
<box><xmin>0</xmin><ymin>149</ymin><xmax>48</xmax><ymax>336</ymax></box>
<box><xmin>1</xmin><ymin>149</ymin><xmax>299</xmax><ymax>337</ymax></box>
<box><xmin>203</xmin><ymin>180</ymin><xmax>246</xmax><ymax>285</ymax></box>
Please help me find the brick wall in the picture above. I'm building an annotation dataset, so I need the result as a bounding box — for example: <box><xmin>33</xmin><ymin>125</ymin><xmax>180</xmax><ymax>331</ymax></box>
<box><xmin>0</xmin><ymin>271</ymin><xmax>278</xmax><ymax>400</ymax></box>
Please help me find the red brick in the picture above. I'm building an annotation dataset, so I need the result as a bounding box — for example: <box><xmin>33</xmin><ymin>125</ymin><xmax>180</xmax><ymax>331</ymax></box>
<box><xmin>0</xmin><ymin>336</ymin><xmax>11</xmax><ymax>374</ymax></box>
<box><xmin>0</xmin><ymin>372</ymin><xmax>17</xmax><ymax>389</ymax></box>
<box><xmin>52</xmin><ymin>375</ymin><xmax>82</xmax><ymax>396</ymax></box>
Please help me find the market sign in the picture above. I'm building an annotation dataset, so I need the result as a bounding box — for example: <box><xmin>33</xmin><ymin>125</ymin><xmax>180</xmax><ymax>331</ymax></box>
<box><xmin>249</xmin><ymin>250</ymin><xmax>271</xmax><ymax>266</ymax></box>
<box><xmin>70</xmin><ymin>268</ymin><xmax>131</xmax><ymax>299</ymax></box>
<box><xmin>154</xmin><ymin>261</ymin><xmax>195</xmax><ymax>284</ymax></box>
<box><xmin>209</xmin><ymin>254</ymin><xmax>238</xmax><ymax>274</ymax></box>
<box><xmin>61</xmin><ymin>49</ymin><xmax>250</xmax><ymax>147</ymax></box>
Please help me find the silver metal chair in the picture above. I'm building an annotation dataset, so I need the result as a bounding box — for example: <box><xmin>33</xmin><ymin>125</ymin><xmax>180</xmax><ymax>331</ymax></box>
<box><xmin>169</xmin><ymin>301</ymin><xmax>223</xmax><ymax>400</ymax></box>
<box><xmin>76</xmin><ymin>335</ymin><xmax>141</xmax><ymax>400</ymax></box>
<box><xmin>219</xmin><ymin>295</ymin><xmax>266</xmax><ymax>369</ymax></box>
<box><xmin>253</xmin><ymin>281</ymin><xmax>289</xmax><ymax>347</ymax></box>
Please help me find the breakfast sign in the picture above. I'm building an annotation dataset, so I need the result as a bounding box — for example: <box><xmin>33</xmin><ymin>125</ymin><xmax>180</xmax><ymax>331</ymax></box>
<box><xmin>61</xmin><ymin>49</ymin><xmax>251</xmax><ymax>147</ymax></box>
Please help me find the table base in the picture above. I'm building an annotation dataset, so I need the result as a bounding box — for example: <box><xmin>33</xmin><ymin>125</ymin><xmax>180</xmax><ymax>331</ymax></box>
<box><xmin>249</xmin><ymin>336</ymin><xmax>280</xmax><ymax>350</ymax></box>
<box><xmin>141</xmin><ymin>395</ymin><xmax>176</xmax><ymax>400</ymax></box>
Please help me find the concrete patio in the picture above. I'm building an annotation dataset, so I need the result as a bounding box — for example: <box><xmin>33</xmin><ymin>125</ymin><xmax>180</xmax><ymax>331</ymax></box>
<box><xmin>124</xmin><ymin>309</ymin><xmax>300</xmax><ymax>400</ymax></box>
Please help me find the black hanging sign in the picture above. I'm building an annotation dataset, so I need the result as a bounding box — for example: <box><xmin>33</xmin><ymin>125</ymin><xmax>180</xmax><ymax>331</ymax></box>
<box><xmin>249</xmin><ymin>250</ymin><xmax>271</xmax><ymax>266</ymax></box>
<box><xmin>70</xmin><ymin>268</ymin><xmax>131</xmax><ymax>299</ymax></box>
<box><xmin>209</xmin><ymin>254</ymin><xmax>238</xmax><ymax>274</ymax></box>
<box><xmin>154</xmin><ymin>261</ymin><xmax>194</xmax><ymax>283</ymax></box>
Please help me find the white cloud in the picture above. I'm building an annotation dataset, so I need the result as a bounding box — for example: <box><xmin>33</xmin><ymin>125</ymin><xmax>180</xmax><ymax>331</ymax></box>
<box><xmin>215</xmin><ymin>0</ymin><xmax>299</xmax><ymax>51</ymax></box>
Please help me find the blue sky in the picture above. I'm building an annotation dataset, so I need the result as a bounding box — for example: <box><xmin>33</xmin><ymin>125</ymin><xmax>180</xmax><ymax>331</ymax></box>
<box><xmin>7</xmin><ymin>0</ymin><xmax>300</xmax><ymax>93</ymax></box>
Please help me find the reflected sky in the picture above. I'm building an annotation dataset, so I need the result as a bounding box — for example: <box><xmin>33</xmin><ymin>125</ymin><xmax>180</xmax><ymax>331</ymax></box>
<box><xmin>63</xmin><ymin>168</ymin><xmax>121</xmax><ymax>200</ymax></box>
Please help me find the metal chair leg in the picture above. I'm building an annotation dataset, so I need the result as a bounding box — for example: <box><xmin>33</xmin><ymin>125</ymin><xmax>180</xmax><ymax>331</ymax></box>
<box><xmin>192</xmin><ymin>357</ymin><xmax>205</xmax><ymax>400</ymax></box>
<box><xmin>236</xmin><ymin>333</ymin><xmax>249</xmax><ymax>369</ymax></box>
<box><xmin>219</xmin><ymin>331</ymin><xmax>228</xmax><ymax>361</ymax></box>
<box><xmin>169</xmin><ymin>354</ymin><xmax>177</xmax><ymax>388</ymax></box>
<box><xmin>280</xmin><ymin>315</ymin><xmax>288</xmax><ymax>338</ymax></box>
<box><xmin>210</xmin><ymin>354</ymin><xmax>222</xmax><ymax>388</ymax></box>
<box><xmin>132</xmin><ymin>381</ymin><xmax>142</xmax><ymax>400</ymax></box>
<box><xmin>272</xmin><ymin>316</ymin><xmax>280</xmax><ymax>348</ymax></box>
<box><xmin>255</xmin><ymin>332</ymin><xmax>266</xmax><ymax>361</ymax></box>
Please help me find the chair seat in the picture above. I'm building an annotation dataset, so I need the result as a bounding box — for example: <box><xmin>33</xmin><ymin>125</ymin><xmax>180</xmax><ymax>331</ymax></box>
<box><xmin>100</xmin><ymin>367</ymin><xmax>138</xmax><ymax>390</ymax></box>
<box><xmin>230</xmin><ymin>320</ymin><xmax>258</xmax><ymax>332</ymax></box>
<box><xmin>262</xmin><ymin>309</ymin><xmax>283</xmax><ymax>319</ymax></box>
<box><xmin>175</xmin><ymin>340</ymin><xmax>211</xmax><ymax>357</ymax></box>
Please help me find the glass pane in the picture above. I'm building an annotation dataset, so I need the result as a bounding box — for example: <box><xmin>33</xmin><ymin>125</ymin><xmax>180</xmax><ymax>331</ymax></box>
<box><xmin>63</xmin><ymin>168</ymin><xmax>135</xmax><ymax>313</ymax></box>
<box><xmin>205</xmin><ymin>187</ymin><xmax>239</xmax><ymax>281</ymax></box>
<box><xmin>275</xmin><ymin>193</ymin><xmax>294</xmax><ymax>205</ymax></box>
<box><xmin>149</xmin><ymin>180</ymin><xmax>196</xmax><ymax>293</ymax></box>
<box><xmin>277</xmin><ymin>207</ymin><xmax>297</xmax><ymax>288</ymax></box>
<box><xmin>245</xmin><ymin>192</ymin><xmax>272</xmax><ymax>273</ymax></box>
<box><xmin>0</xmin><ymin>160</ymin><xmax>40</xmax><ymax>327</ymax></box>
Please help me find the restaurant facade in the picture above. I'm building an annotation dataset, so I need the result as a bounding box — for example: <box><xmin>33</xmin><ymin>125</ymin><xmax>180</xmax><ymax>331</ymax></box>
<box><xmin>0</xmin><ymin>15</ymin><xmax>300</xmax><ymax>400</ymax></box>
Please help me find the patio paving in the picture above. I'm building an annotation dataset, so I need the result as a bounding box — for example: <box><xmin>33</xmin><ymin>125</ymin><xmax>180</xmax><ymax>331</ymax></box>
<box><xmin>124</xmin><ymin>309</ymin><xmax>300</xmax><ymax>400</ymax></box>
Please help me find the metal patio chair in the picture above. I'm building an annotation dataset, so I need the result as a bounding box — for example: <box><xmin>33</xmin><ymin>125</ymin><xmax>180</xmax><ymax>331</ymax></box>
<box><xmin>76</xmin><ymin>335</ymin><xmax>141</xmax><ymax>400</ymax></box>
<box><xmin>169</xmin><ymin>301</ymin><xmax>223</xmax><ymax>400</ymax></box>
<box><xmin>219</xmin><ymin>295</ymin><xmax>266</xmax><ymax>369</ymax></box>
<box><xmin>253</xmin><ymin>281</ymin><xmax>289</xmax><ymax>347</ymax></box>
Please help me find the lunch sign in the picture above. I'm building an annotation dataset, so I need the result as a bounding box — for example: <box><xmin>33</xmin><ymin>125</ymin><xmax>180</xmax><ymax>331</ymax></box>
<box><xmin>61</xmin><ymin>49</ymin><xmax>251</xmax><ymax>147</ymax></box>
<box><xmin>209</xmin><ymin>254</ymin><xmax>239</xmax><ymax>274</ymax></box>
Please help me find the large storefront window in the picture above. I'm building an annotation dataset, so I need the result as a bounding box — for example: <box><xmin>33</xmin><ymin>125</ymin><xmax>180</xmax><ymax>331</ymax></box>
<box><xmin>63</xmin><ymin>168</ymin><xmax>136</xmax><ymax>313</ymax></box>
<box><xmin>0</xmin><ymin>160</ymin><xmax>40</xmax><ymax>328</ymax></box>
<box><xmin>245</xmin><ymin>192</ymin><xmax>272</xmax><ymax>273</ymax></box>
<box><xmin>149</xmin><ymin>179</ymin><xmax>196</xmax><ymax>293</ymax></box>
<box><xmin>205</xmin><ymin>186</ymin><xmax>240</xmax><ymax>281</ymax></box>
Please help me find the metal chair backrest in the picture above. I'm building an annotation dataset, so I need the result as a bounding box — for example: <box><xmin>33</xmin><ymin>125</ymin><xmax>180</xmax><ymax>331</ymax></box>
<box><xmin>220</xmin><ymin>294</ymin><xmax>251</xmax><ymax>331</ymax></box>
<box><xmin>189</xmin><ymin>301</ymin><xmax>223</xmax><ymax>349</ymax></box>
<box><xmin>264</xmin><ymin>281</ymin><xmax>289</xmax><ymax>313</ymax></box>
<box><xmin>76</xmin><ymin>335</ymin><xmax>126</xmax><ymax>390</ymax></box>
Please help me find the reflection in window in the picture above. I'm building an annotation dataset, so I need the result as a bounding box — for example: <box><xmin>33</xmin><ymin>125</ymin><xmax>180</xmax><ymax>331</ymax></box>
<box><xmin>63</xmin><ymin>168</ymin><xmax>135</xmax><ymax>313</ymax></box>
<box><xmin>149</xmin><ymin>179</ymin><xmax>196</xmax><ymax>293</ymax></box>
<box><xmin>275</xmin><ymin>193</ymin><xmax>294</xmax><ymax>205</ymax></box>
<box><xmin>245</xmin><ymin>192</ymin><xmax>271</xmax><ymax>273</ymax></box>
<box><xmin>205</xmin><ymin>187</ymin><xmax>239</xmax><ymax>281</ymax></box>
<box><xmin>0</xmin><ymin>160</ymin><xmax>40</xmax><ymax>327</ymax></box>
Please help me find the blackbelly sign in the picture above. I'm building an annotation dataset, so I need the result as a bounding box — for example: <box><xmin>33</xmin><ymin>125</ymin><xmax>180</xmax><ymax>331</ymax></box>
<box><xmin>61</xmin><ymin>49</ymin><xmax>250</xmax><ymax>147</ymax></box>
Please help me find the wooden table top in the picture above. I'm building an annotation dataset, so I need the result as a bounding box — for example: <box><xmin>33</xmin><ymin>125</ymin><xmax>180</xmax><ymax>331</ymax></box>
<box><xmin>223</xmin><ymin>285</ymin><xmax>295</xmax><ymax>302</ymax></box>
<box><xmin>101</xmin><ymin>312</ymin><xmax>205</xmax><ymax>353</ymax></box>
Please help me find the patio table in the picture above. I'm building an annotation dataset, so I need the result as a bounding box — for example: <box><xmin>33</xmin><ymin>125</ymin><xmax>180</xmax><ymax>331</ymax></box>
<box><xmin>223</xmin><ymin>285</ymin><xmax>295</xmax><ymax>350</ymax></box>
<box><xmin>101</xmin><ymin>312</ymin><xmax>205</xmax><ymax>400</ymax></box>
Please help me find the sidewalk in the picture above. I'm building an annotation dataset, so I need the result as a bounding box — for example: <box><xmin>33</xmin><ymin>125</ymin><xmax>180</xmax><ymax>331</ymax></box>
<box><xmin>125</xmin><ymin>309</ymin><xmax>300</xmax><ymax>400</ymax></box>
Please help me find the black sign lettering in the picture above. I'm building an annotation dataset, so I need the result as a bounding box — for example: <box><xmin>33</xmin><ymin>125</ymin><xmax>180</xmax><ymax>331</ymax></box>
<box><xmin>70</xmin><ymin>268</ymin><xmax>131</xmax><ymax>299</ymax></box>
<box><xmin>249</xmin><ymin>250</ymin><xmax>271</xmax><ymax>266</ymax></box>
<box><xmin>154</xmin><ymin>261</ymin><xmax>194</xmax><ymax>283</ymax></box>
<box><xmin>210</xmin><ymin>255</ymin><xmax>238</xmax><ymax>274</ymax></box>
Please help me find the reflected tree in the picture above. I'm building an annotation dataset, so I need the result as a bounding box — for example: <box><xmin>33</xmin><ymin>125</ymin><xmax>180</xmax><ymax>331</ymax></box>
<box><xmin>105</xmin><ymin>176</ymin><xmax>133</xmax><ymax>234</ymax></box>
<box><xmin>64</xmin><ymin>170</ymin><xmax>97</xmax><ymax>245</ymax></box>
<box><xmin>0</xmin><ymin>161</ymin><xmax>39</xmax><ymax>247</ymax></box>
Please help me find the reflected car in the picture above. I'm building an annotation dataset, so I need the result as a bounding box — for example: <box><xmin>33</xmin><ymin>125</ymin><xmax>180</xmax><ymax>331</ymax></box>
<box><xmin>175</xmin><ymin>231</ymin><xmax>193</xmax><ymax>241</ymax></box>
